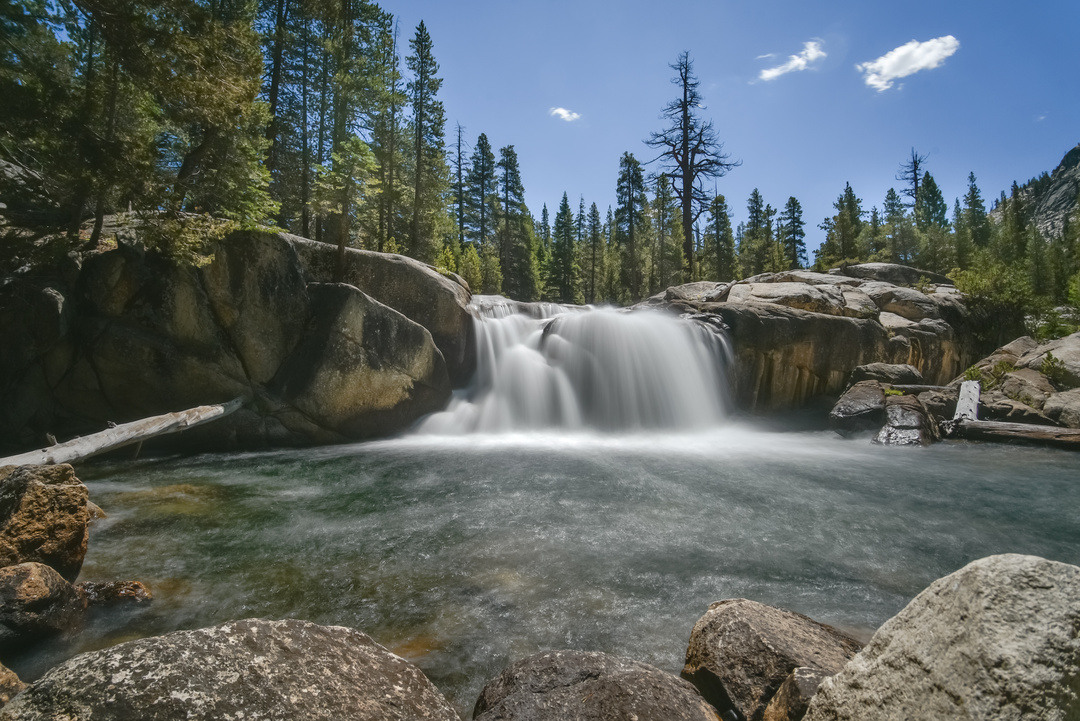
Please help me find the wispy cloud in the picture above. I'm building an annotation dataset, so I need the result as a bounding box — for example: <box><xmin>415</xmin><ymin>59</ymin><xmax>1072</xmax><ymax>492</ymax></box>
<box><xmin>755</xmin><ymin>53</ymin><xmax>776</xmax><ymax>61</ymax></box>
<box><xmin>856</xmin><ymin>35</ymin><xmax>960</xmax><ymax>91</ymax></box>
<box><xmin>758</xmin><ymin>40</ymin><xmax>826</xmax><ymax>81</ymax></box>
<box><xmin>1036</xmin><ymin>114</ymin><xmax>1047</xmax><ymax>123</ymax></box>
<box><xmin>549</xmin><ymin>107</ymin><xmax>581</xmax><ymax>122</ymax></box>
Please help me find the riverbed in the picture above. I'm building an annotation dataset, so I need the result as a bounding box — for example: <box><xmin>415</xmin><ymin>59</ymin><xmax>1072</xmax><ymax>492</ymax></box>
<box><xmin>12</xmin><ymin>427</ymin><xmax>1079</xmax><ymax>715</ymax></box>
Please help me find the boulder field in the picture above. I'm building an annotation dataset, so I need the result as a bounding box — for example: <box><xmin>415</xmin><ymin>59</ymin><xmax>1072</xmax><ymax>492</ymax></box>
<box><xmin>0</xmin><ymin>229</ymin><xmax>475</xmax><ymax>453</ymax></box>
<box><xmin>1</xmin><ymin>552</ymin><xmax>1073</xmax><ymax>721</ymax></box>
<box><xmin>641</xmin><ymin>264</ymin><xmax>985</xmax><ymax>412</ymax></box>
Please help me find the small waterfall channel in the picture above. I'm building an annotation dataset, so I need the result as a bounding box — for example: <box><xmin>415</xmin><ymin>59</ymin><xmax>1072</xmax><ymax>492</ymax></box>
<box><xmin>418</xmin><ymin>296</ymin><xmax>732</xmax><ymax>434</ymax></box>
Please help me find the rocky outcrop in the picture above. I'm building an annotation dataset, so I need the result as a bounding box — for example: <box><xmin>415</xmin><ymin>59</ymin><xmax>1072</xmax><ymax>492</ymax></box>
<box><xmin>474</xmin><ymin>650</ymin><xmax>720</xmax><ymax>721</ymax></box>
<box><xmin>828</xmin><ymin>381</ymin><xmax>886</xmax><ymax>436</ymax></box>
<box><xmin>0</xmin><ymin>229</ymin><xmax>465</xmax><ymax>452</ymax></box>
<box><xmin>1</xmin><ymin>618</ymin><xmax>460</xmax><ymax>720</ymax></box>
<box><xmin>0</xmin><ymin>562</ymin><xmax>85</xmax><ymax>652</ymax></box>
<box><xmin>991</xmin><ymin>143</ymin><xmax>1080</xmax><ymax>238</ymax></box>
<box><xmin>872</xmin><ymin>395</ymin><xmax>940</xmax><ymax>446</ymax></box>
<box><xmin>952</xmin><ymin>332</ymin><xmax>1080</xmax><ymax>428</ymax></box>
<box><xmin>681</xmin><ymin>599</ymin><xmax>862</xmax><ymax>721</ymax></box>
<box><xmin>0</xmin><ymin>464</ymin><xmax>88</xmax><ymax>582</ymax></box>
<box><xmin>647</xmin><ymin>265</ymin><xmax>975</xmax><ymax>411</ymax></box>
<box><xmin>828</xmin><ymin>262</ymin><xmax>952</xmax><ymax>287</ymax></box>
<box><xmin>289</xmin><ymin>236</ymin><xmax>475</xmax><ymax>385</ymax></box>
<box><xmin>804</xmin><ymin>554</ymin><xmax>1080</xmax><ymax>721</ymax></box>
<box><xmin>847</xmin><ymin>363</ymin><xmax>923</xmax><ymax>386</ymax></box>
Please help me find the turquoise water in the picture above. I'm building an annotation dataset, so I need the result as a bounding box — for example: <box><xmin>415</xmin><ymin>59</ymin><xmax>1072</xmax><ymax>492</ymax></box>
<box><xmin>10</xmin><ymin>426</ymin><xmax>1079</xmax><ymax>715</ymax></box>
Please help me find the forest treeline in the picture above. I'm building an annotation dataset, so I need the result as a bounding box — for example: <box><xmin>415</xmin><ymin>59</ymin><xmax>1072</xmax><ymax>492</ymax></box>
<box><xmin>2</xmin><ymin>1</ymin><xmax>1078</xmax><ymax>333</ymax></box>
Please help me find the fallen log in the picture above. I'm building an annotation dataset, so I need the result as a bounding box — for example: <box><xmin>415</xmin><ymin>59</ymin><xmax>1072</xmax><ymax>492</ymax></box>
<box><xmin>951</xmin><ymin>420</ymin><xmax>1080</xmax><ymax>450</ymax></box>
<box><xmin>0</xmin><ymin>399</ymin><xmax>244</xmax><ymax>467</ymax></box>
<box><xmin>886</xmin><ymin>384</ymin><xmax>951</xmax><ymax>394</ymax></box>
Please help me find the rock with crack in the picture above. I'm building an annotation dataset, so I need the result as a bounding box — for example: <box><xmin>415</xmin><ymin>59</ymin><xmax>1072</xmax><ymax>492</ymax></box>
<box><xmin>681</xmin><ymin>599</ymin><xmax>862</xmax><ymax>721</ymax></box>
<box><xmin>872</xmin><ymin>395</ymin><xmax>940</xmax><ymax>446</ymax></box>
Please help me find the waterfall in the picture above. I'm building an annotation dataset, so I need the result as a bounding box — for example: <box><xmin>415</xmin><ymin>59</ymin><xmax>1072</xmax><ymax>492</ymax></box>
<box><xmin>417</xmin><ymin>296</ymin><xmax>732</xmax><ymax>434</ymax></box>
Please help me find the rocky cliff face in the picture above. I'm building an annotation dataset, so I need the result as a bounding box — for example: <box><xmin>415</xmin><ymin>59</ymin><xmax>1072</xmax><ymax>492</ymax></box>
<box><xmin>1030</xmin><ymin>144</ymin><xmax>1080</xmax><ymax>238</ymax></box>
<box><xmin>0</xmin><ymin>230</ymin><xmax>474</xmax><ymax>453</ymax></box>
<box><xmin>643</xmin><ymin>264</ymin><xmax>978</xmax><ymax>412</ymax></box>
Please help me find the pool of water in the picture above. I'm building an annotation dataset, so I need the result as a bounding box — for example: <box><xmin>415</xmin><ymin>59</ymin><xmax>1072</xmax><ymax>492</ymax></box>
<box><xmin>11</xmin><ymin>426</ymin><xmax>1080</xmax><ymax>716</ymax></box>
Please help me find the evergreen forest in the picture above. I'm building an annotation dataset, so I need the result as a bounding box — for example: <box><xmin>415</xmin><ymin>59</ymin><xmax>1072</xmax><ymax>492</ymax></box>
<box><xmin>2</xmin><ymin>0</ymin><xmax>1078</xmax><ymax>337</ymax></box>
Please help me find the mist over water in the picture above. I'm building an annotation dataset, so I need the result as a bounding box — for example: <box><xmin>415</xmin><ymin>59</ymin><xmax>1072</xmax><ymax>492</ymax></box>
<box><xmin>14</xmin><ymin>299</ymin><xmax>1080</xmax><ymax>717</ymax></box>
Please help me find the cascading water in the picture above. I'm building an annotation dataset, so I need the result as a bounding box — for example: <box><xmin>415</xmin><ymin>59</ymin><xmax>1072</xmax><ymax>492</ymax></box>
<box><xmin>418</xmin><ymin>295</ymin><xmax>732</xmax><ymax>434</ymax></box>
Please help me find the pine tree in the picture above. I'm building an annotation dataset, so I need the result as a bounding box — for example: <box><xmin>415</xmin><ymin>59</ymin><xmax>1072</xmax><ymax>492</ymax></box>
<box><xmin>896</xmin><ymin>147</ymin><xmax>928</xmax><ymax>213</ymax></box>
<box><xmin>644</xmin><ymin>51</ymin><xmax>738</xmax><ymax>277</ymax></box>
<box><xmin>549</xmin><ymin>192</ymin><xmax>581</xmax><ymax>303</ymax></box>
<box><xmin>915</xmin><ymin>172</ymin><xmax>949</xmax><ymax>231</ymax></box>
<box><xmin>614</xmin><ymin>152</ymin><xmax>648</xmax><ymax>301</ymax></box>
<box><xmin>962</xmin><ymin>172</ymin><xmax>990</xmax><ymax>248</ymax></box>
<box><xmin>585</xmin><ymin>202</ymin><xmax>603</xmax><ymax>304</ymax></box>
<box><xmin>705</xmin><ymin>195</ymin><xmax>736</xmax><ymax>280</ymax></box>
<box><xmin>459</xmin><ymin>242</ymin><xmax>482</xmax><ymax>292</ymax></box>
<box><xmin>651</xmin><ymin>174</ymin><xmax>684</xmax><ymax>292</ymax></box>
<box><xmin>740</xmin><ymin>188</ymin><xmax>768</xmax><ymax>276</ymax></box>
<box><xmin>495</xmin><ymin>145</ymin><xmax>537</xmax><ymax>300</ymax></box>
<box><xmin>449</xmin><ymin>122</ymin><xmax>468</xmax><ymax>253</ymax></box>
<box><xmin>464</xmin><ymin>132</ymin><xmax>496</xmax><ymax>246</ymax></box>
<box><xmin>780</xmin><ymin>196</ymin><xmax>806</xmax><ymax>268</ymax></box>
<box><xmin>406</xmin><ymin>20</ymin><xmax>447</xmax><ymax>262</ymax></box>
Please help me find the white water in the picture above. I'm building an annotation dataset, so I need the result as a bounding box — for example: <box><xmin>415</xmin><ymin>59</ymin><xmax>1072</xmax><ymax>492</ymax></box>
<box><xmin>419</xmin><ymin>296</ymin><xmax>732</xmax><ymax>434</ymax></box>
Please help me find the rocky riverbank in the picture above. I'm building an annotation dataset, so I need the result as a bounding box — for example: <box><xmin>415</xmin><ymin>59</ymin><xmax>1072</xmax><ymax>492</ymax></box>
<box><xmin>0</xmin><ymin>225</ymin><xmax>475</xmax><ymax>454</ymax></box>
<box><xmin>640</xmin><ymin>262</ymin><xmax>992</xmax><ymax>412</ymax></box>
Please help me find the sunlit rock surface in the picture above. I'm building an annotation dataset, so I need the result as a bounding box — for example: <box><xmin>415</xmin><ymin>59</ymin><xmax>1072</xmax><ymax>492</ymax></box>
<box><xmin>0</xmin><ymin>464</ymin><xmax>88</xmax><ymax>582</ymax></box>
<box><xmin>646</xmin><ymin>265</ymin><xmax>976</xmax><ymax>411</ymax></box>
<box><xmin>1</xmin><ymin>619</ymin><xmax>461</xmax><ymax>721</ymax></box>
<box><xmin>804</xmin><ymin>554</ymin><xmax>1080</xmax><ymax>721</ymax></box>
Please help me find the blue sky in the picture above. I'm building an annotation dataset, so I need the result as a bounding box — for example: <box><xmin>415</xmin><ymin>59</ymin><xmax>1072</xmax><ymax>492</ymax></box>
<box><xmin>381</xmin><ymin>0</ymin><xmax>1079</xmax><ymax>255</ymax></box>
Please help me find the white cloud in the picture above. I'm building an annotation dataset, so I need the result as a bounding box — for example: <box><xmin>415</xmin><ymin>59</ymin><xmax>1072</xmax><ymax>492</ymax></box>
<box><xmin>758</xmin><ymin>41</ymin><xmax>827</xmax><ymax>81</ymax></box>
<box><xmin>549</xmin><ymin>107</ymin><xmax>581</xmax><ymax>122</ymax></box>
<box><xmin>856</xmin><ymin>35</ymin><xmax>960</xmax><ymax>92</ymax></box>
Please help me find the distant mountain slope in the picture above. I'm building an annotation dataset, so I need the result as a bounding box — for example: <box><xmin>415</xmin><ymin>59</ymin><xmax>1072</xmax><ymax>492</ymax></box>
<box><xmin>1000</xmin><ymin>143</ymin><xmax>1080</xmax><ymax>238</ymax></box>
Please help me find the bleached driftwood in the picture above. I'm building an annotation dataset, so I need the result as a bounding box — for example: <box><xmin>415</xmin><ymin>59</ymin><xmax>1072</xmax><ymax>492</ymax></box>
<box><xmin>943</xmin><ymin>380</ymin><xmax>1080</xmax><ymax>450</ymax></box>
<box><xmin>952</xmin><ymin>420</ymin><xmax>1080</xmax><ymax>449</ymax></box>
<box><xmin>0</xmin><ymin>399</ymin><xmax>244</xmax><ymax>467</ymax></box>
<box><xmin>955</xmin><ymin>380</ymin><xmax>981</xmax><ymax>421</ymax></box>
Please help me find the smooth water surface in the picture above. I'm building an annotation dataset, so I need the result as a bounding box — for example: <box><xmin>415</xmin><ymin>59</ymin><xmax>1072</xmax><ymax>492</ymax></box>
<box><xmin>15</xmin><ymin>428</ymin><xmax>1080</xmax><ymax>715</ymax></box>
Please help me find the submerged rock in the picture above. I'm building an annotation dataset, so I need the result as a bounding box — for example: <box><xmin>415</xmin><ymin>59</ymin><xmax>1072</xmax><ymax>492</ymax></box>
<box><xmin>681</xmin><ymin>599</ymin><xmax>862</xmax><ymax>721</ymax></box>
<box><xmin>0</xmin><ymin>562</ymin><xmax>85</xmax><ymax>652</ymax></box>
<box><xmin>804</xmin><ymin>554</ymin><xmax>1080</xmax><ymax>721</ymax></box>
<box><xmin>1</xmin><ymin>618</ymin><xmax>460</xmax><ymax>720</ymax></box>
<box><xmin>474</xmin><ymin>650</ymin><xmax>720</xmax><ymax>721</ymax></box>
<box><xmin>0</xmin><ymin>464</ymin><xmax>89</xmax><ymax>582</ymax></box>
<box><xmin>76</xmin><ymin>580</ymin><xmax>152</xmax><ymax>607</ymax></box>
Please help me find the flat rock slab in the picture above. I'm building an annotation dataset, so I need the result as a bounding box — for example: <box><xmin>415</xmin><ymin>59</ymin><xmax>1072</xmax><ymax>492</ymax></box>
<box><xmin>682</xmin><ymin>599</ymin><xmax>862</xmax><ymax>721</ymax></box>
<box><xmin>804</xmin><ymin>554</ymin><xmax>1080</xmax><ymax>721</ymax></box>
<box><xmin>474</xmin><ymin>650</ymin><xmax>720</xmax><ymax>721</ymax></box>
<box><xmin>1</xmin><ymin>618</ymin><xmax>460</xmax><ymax>721</ymax></box>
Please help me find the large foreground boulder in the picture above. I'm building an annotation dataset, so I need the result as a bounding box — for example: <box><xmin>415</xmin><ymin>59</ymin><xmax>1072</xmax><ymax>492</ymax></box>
<box><xmin>682</xmin><ymin>599</ymin><xmax>862</xmax><ymax>721</ymax></box>
<box><xmin>804</xmin><ymin>554</ymin><xmax>1080</xmax><ymax>721</ymax></box>
<box><xmin>828</xmin><ymin>381</ymin><xmax>886</xmax><ymax>436</ymax></box>
<box><xmin>1</xmin><ymin>618</ymin><xmax>460</xmax><ymax>720</ymax></box>
<box><xmin>0</xmin><ymin>464</ymin><xmax>88</xmax><ymax>582</ymax></box>
<box><xmin>474</xmin><ymin>650</ymin><xmax>720</xmax><ymax>721</ymax></box>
